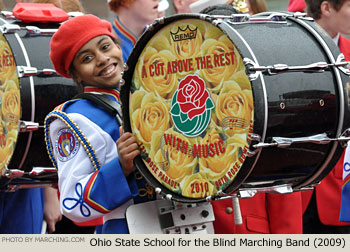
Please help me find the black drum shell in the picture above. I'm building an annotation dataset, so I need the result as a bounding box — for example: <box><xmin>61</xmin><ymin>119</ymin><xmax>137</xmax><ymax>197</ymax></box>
<box><xmin>219</xmin><ymin>15</ymin><xmax>349</xmax><ymax>190</ymax></box>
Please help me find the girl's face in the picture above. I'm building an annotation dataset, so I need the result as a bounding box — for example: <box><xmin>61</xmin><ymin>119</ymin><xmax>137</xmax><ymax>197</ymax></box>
<box><xmin>71</xmin><ymin>35</ymin><xmax>124</xmax><ymax>89</ymax></box>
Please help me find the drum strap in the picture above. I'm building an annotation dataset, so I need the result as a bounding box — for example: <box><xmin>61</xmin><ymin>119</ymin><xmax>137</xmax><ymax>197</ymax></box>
<box><xmin>73</xmin><ymin>92</ymin><xmax>123</xmax><ymax>126</ymax></box>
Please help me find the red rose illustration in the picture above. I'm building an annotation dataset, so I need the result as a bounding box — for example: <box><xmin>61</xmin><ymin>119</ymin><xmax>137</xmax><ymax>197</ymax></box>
<box><xmin>177</xmin><ymin>75</ymin><xmax>209</xmax><ymax>120</ymax></box>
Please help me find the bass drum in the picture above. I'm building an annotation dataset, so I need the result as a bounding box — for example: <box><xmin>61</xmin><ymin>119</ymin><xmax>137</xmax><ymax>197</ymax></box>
<box><xmin>0</xmin><ymin>15</ymin><xmax>77</xmax><ymax>189</ymax></box>
<box><xmin>121</xmin><ymin>13</ymin><xmax>350</xmax><ymax>203</ymax></box>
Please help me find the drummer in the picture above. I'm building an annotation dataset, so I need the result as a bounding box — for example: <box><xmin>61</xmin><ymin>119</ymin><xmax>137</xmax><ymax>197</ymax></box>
<box><xmin>45</xmin><ymin>14</ymin><xmax>156</xmax><ymax>234</ymax></box>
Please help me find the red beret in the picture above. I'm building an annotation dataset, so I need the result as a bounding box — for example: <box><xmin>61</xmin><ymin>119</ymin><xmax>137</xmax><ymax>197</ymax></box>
<box><xmin>287</xmin><ymin>0</ymin><xmax>306</xmax><ymax>12</ymax></box>
<box><xmin>50</xmin><ymin>14</ymin><xmax>115</xmax><ymax>78</ymax></box>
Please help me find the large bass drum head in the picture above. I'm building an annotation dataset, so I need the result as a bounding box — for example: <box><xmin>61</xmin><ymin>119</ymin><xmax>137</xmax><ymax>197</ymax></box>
<box><xmin>122</xmin><ymin>15</ymin><xmax>254</xmax><ymax>202</ymax></box>
<box><xmin>0</xmin><ymin>32</ymin><xmax>21</xmax><ymax>174</ymax></box>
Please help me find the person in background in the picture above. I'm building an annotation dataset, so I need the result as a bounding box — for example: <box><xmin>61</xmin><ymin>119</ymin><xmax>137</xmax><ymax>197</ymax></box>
<box><xmin>32</xmin><ymin>0</ymin><xmax>84</xmax><ymax>12</ymax></box>
<box><xmin>107</xmin><ymin>0</ymin><xmax>160</xmax><ymax>63</ymax></box>
<box><xmin>173</xmin><ymin>0</ymin><xmax>199</xmax><ymax>13</ymax></box>
<box><xmin>245</xmin><ymin>0</ymin><xmax>267</xmax><ymax>15</ymax></box>
<box><xmin>298</xmin><ymin>0</ymin><xmax>350</xmax><ymax>233</ymax></box>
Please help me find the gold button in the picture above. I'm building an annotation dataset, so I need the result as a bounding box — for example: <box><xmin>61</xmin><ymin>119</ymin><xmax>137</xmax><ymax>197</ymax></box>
<box><xmin>225</xmin><ymin>207</ymin><xmax>233</xmax><ymax>214</ymax></box>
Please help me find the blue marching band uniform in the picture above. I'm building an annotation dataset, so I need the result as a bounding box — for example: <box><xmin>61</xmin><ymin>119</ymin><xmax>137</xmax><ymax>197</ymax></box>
<box><xmin>44</xmin><ymin>87</ymin><xmax>155</xmax><ymax>234</ymax></box>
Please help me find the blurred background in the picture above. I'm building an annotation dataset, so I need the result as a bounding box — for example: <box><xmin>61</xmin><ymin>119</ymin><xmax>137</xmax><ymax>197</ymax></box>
<box><xmin>2</xmin><ymin>0</ymin><xmax>290</xmax><ymax>20</ymax></box>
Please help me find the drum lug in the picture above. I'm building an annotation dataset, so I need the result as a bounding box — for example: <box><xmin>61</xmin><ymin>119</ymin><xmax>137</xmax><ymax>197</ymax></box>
<box><xmin>0</xmin><ymin>11</ymin><xmax>16</xmax><ymax>20</ymax></box>
<box><xmin>238</xmin><ymin>189</ymin><xmax>257</xmax><ymax>198</ymax></box>
<box><xmin>336</xmin><ymin>53</ymin><xmax>350</xmax><ymax>75</ymax></box>
<box><xmin>239</xmin><ymin>184</ymin><xmax>293</xmax><ymax>196</ymax></box>
<box><xmin>28</xmin><ymin>167</ymin><xmax>57</xmax><ymax>177</ymax></box>
<box><xmin>17</xmin><ymin>66</ymin><xmax>37</xmax><ymax>77</ymax></box>
<box><xmin>294</xmin><ymin>183</ymin><xmax>319</xmax><ymax>192</ymax></box>
<box><xmin>25</xmin><ymin>26</ymin><xmax>57</xmax><ymax>36</ymax></box>
<box><xmin>247</xmin><ymin>133</ymin><xmax>261</xmax><ymax>157</ymax></box>
<box><xmin>19</xmin><ymin>120</ymin><xmax>40</xmax><ymax>132</ymax></box>
<box><xmin>0</xmin><ymin>23</ymin><xmax>21</xmax><ymax>33</ymax></box>
<box><xmin>1</xmin><ymin>167</ymin><xmax>24</xmax><ymax>179</ymax></box>
<box><xmin>243</xmin><ymin>58</ymin><xmax>260</xmax><ymax>81</ymax></box>
<box><xmin>292</xmin><ymin>12</ymin><xmax>314</xmax><ymax>21</ymax></box>
<box><xmin>339</xmin><ymin>128</ymin><xmax>350</xmax><ymax>148</ymax></box>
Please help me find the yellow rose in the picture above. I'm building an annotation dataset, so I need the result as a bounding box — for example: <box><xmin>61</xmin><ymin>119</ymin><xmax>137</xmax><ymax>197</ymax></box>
<box><xmin>0</xmin><ymin>39</ymin><xmax>16</xmax><ymax>85</ymax></box>
<box><xmin>199</xmin><ymin>127</ymin><xmax>247</xmax><ymax>181</ymax></box>
<box><xmin>152</xmin><ymin>128</ymin><xmax>198</xmax><ymax>183</ymax></box>
<box><xmin>2</xmin><ymin>80</ymin><xmax>21</xmax><ymax>129</ymax></box>
<box><xmin>181</xmin><ymin>172</ymin><xmax>216</xmax><ymax>198</ymax></box>
<box><xmin>0</xmin><ymin>128</ymin><xmax>17</xmax><ymax>172</ymax></box>
<box><xmin>130</xmin><ymin>90</ymin><xmax>171</xmax><ymax>149</ymax></box>
<box><xmin>213</xmin><ymin>80</ymin><xmax>253</xmax><ymax>135</ymax></box>
<box><xmin>134</xmin><ymin>46</ymin><xmax>178</xmax><ymax>100</ymax></box>
<box><xmin>197</xmin><ymin>35</ymin><xmax>246</xmax><ymax>93</ymax></box>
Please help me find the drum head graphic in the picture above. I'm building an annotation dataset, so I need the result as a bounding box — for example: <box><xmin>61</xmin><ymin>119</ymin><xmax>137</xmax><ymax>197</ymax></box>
<box><xmin>126</xmin><ymin>17</ymin><xmax>254</xmax><ymax>201</ymax></box>
<box><xmin>0</xmin><ymin>34</ymin><xmax>20</xmax><ymax>174</ymax></box>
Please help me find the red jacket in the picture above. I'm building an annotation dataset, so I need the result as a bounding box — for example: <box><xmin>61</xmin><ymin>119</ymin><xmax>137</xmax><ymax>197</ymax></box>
<box><xmin>213</xmin><ymin>192</ymin><xmax>303</xmax><ymax>234</ymax></box>
<box><xmin>301</xmin><ymin>35</ymin><xmax>350</xmax><ymax>226</ymax></box>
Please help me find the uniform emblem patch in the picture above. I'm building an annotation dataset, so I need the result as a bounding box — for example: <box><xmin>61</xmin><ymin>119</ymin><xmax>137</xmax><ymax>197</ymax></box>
<box><xmin>55</xmin><ymin>128</ymin><xmax>80</xmax><ymax>162</ymax></box>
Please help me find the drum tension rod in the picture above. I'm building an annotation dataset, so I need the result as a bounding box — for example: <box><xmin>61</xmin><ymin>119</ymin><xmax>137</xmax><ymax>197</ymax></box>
<box><xmin>17</xmin><ymin>66</ymin><xmax>58</xmax><ymax>78</ymax></box>
<box><xmin>252</xmin><ymin>131</ymin><xmax>350</xmax><ymax>149</ymax></box>
<box><xmin>243</xmin><ymin>58</ymin><xmax>349</xmax><ymax>79</ymax></box>
<box><xmin>250</xmin><ymin>61</ymin><xmax>347</xmax><ymax>75</ymax></box>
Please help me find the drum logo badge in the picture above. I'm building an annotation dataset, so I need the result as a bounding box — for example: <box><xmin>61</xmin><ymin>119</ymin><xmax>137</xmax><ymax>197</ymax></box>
<box><xmin>170</xmin><ymin>74</ymin><xmax>214</xmax><ymax>137</ymax></box>
<box><xmin>170</xmin><ymin>25</ymin><xmax>197</xmax><ymax>42</ymax></box>
<box><xmin>56</xmin><ymin>128</ymin><xmax>80</xmax><ymax>162</ymax></box>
